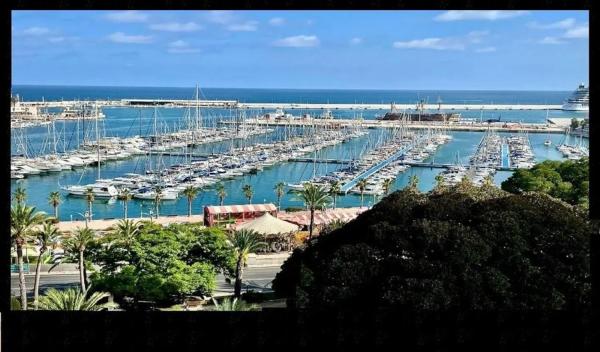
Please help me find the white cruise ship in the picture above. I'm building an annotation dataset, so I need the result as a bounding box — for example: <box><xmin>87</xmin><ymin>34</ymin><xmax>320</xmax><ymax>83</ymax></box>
<box><xmin>562</xmin><ymin>83</ymin><xmax>589</xmax><ymax>112</ymax></box>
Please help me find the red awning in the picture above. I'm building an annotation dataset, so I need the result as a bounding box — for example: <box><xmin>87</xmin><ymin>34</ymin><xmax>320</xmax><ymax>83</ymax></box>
<box><xmin>278</xmin><ymin>208</ymin><xmax>365</xmax><ymax>227</ymax></box>
<box><xmin>204</xmin><ymin>203</ymin><xmax>277</xmax><ymax>215</ymax></box>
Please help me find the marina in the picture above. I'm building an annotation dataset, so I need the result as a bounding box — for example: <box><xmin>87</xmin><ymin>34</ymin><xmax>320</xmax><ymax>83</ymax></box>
<box><xmin>11</xmin><ymin>86</ymin><xmax>589</xmax><ymax>221</ymax></box>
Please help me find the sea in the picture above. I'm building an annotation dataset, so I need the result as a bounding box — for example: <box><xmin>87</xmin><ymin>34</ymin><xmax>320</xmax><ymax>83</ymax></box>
<box><xmin>10</xmin><ymin>85</ymin><xmax>589</xmax><ymax>221</ymax></box>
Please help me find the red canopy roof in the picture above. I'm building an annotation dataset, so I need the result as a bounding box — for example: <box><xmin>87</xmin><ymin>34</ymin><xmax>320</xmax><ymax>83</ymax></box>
<box><xmin>278</xmin><ymin>207</ymin><xmax>365</xmax><ymax>227</ymax></box>
<box><xmin>204</xmin><ymin>203</ymin><xmax>277</xmax><ymax>215</ymax></box>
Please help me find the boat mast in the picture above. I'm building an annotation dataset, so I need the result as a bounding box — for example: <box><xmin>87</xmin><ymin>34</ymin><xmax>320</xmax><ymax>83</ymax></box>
<box><xmin>95</xmin><ymin>102</ymin><xmax>100</xmax><ymax>180</ymax></box>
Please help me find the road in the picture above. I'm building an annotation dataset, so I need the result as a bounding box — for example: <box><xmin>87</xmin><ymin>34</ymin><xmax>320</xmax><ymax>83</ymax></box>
<box><xmin>10</xmin><ymin>266</ymin><xmax>282</xmax><ymax>298</ymax></box>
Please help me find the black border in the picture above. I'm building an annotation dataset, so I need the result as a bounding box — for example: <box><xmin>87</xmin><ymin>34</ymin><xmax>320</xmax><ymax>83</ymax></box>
<box><xmin>2</xmin><ymin>1</ymin><xmax>596</xmax><ymax>350</ymax></box>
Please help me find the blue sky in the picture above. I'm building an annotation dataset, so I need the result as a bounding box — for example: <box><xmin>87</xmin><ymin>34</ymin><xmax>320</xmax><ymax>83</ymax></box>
<box><xmin>12</xmin><ymin>10</ymin><xmax>589</xmax><ymax>90</ymax></box>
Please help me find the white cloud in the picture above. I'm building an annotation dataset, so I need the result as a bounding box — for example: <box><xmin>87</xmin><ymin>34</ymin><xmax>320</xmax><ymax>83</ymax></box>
<box><xmin>529</xmin><ymin>18</ymin><xmax>575</xmax><ymax>29</ymax></box>
<box><xmin>22</xmin><ymin>27</ymin><xmax>49</xmax><ymax>36</ymax></box>
<box><xmin>269</xmin><ymin>17</ymin><xmax>285</xmax><ymax>26</ymax></box>
<box><xmin>539</xmin><ymin>36</ymin><xmax>566</xmax><ymax>45</ymax></box>
<box><xmin>393</xmin><ymin>30</ymin><xmax>490</xmax><ymax>50</ymax></box>
<box><xmin>105</xmin><ymin>10</ymin><xmax>148</xmax><ymax>23</ymax></box>
<box><xmin>273</xmin><ymin>35</ymin><xmax>320</xmax><ymax>47</ymax></box>
<box><xmin>227</xmin><ymin>21</ymin><xmax>258</xmax><ymax>32</ymax></box>
<box><xmin>167</xmin><ymin>40</ymin><xmax>200</xmax><ymax>54</ymax></box>
<box><xmin>435</xmin><ymin>10</ymin><xmax>529</xmax><ymax>22</ymax></box>
<box><xmin>150</xmin><ymin>22</ymin><xmax>202</xmax><ymax>32</ymax></box>
<box><xmin>393</xmin><ymin>38</ymin><xmax>464</xmax><ymax>50</ymax></box>
<box><xmin>108</xmin><ymin>32</ymin><xmax>153</xmax><ymax>44</ymax></box>
<box><xmin>475</xmin><ymin>46</ymin><xmax>497</xmax><ymax>53</ymax></box>
<box><xmin>563</xmin><ymin>25</ymin><xmax>588</xmax><ymax>38</ymax></box>
<box><xmin>206</xmin><ymin>10</ymin><xmax>235</xmax><ymax>24</ymax></box>
<box><xmin>48</xmin><ymin>36</ymin><xmax>65</xmax><ymax>43</ymax></box>
<box><xmin>350</xmin><ymin>37</ymin><xmax>363</xmax><ymax>45</ymax></box>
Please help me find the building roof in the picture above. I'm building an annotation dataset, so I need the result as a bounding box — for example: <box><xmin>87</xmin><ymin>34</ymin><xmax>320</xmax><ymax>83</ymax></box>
<box><xmin>204</xmin><ymin>203</ymin><xmax>277</xmax><ymax>215</ymax></box>
<box><xmin>278</xmin><ymin>207</ymin><xmax>366</xmax><ymax>227</ymax></box>
<box><xmin>235</xmin><ymin>213</ymin><xmax>299</xmax><ymax>235</ymax></box>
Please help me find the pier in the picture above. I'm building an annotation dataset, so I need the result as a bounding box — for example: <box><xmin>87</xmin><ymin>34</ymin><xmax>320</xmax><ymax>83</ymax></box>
<box><xmin>400</xmin><ymin>161</ymin><xmax>517</xmax><ymax>172</ymax></box>
<box><xmin>219</xmin><ymin>118</ymin><xmax>567</xmax><ymax>134</ymax></box>
<box><xmin>339</xmin><ymin>137</ymin><xmax>425</xmax><ymax>194</ymax></box>
<box><xmin>18</xmin><ymin>99</ymin><xmax>562</xmax><ymax>111</ymax></box>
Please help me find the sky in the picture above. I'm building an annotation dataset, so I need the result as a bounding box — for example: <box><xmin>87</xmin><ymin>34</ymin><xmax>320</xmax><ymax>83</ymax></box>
<box><xmin>11</xmin><ymin>10</ymin><xmax>589</xmax><ymax>90</ymax></box>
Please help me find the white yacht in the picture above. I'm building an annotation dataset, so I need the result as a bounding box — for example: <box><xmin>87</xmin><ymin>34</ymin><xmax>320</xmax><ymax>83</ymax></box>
<box><xmin>562</xmin><ymin>83</ymin><xmax>589</xmax><ymax>112</ymax></box>
<box><xmin>62</xmin><ymin>184</ymin><xmax>119</xmax><ymax>198</ymax></box>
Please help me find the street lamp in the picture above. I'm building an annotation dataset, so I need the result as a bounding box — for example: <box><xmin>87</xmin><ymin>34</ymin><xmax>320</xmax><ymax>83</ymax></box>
<box><xmin>75</xmin><ymin>212</ymin><xmax>90</xmax><ymax>228</ymax></box>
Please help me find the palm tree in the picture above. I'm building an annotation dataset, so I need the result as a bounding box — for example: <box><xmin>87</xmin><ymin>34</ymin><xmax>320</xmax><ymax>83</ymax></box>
<box><xmin>215</xmin><ymin>183</ymin><xmax>227</xmax><ymax>206</ymax></box>
<box><xmin>483</xmin><ymin>174</ymin><xmax>495</xmax><ymax>188</ymax></box>
<box><xmin>329</xmin><ymin>180</ymin><xmax>341</xmax><ymax>209</ymax></box>
<box><xmin>295</xmin><ymin>183</ymin><xmax>331</xmax><ymax>241</ymax></box>
<box><xmin>230</xmin><ymin>229</ymin><xmax>266</xmax><ymax>297</ymax></box>
<box><xmin>408</xmin><ymin>175</ymin><xmax>420</xmax><ymax>191</ymax></box>
<box><xmin>153</xmin><ymin>186</ymin><xmax>163</xmax><ymax>218</ymax></box>
<box><xmin>65</xmin><ymin>227</ymin><xmax>95</xmax><ymax>293</ymax></box>
<box><xmin>11</xmin><ymin>204</ymin><xmax>48</xmax><ymax>310</ymax></box>
<box><xmin>357</xmin><ymin>178</ymin><xmax>368</xmax><ymax>208</ymax></box>
<box><xmin>112</xmin><ymin>219</ymin><xmax>141</xmax><ymax>250</ymax></box>
<box><xmin>274</xmin><ymin>182</ymin><xmax>286</xmax><ymax>210</ymax></box>
<box><xmin>118</xmin><ymin>188</ymin><xmax>132</xmax><ymax>219</ymax></box>
<box><xmin>182</xmin><ymin>186</ymin><xmax>199</xmax><ymax>217</ymax></box>
<box><xmin>13</xmin><ymin>186</ymin><xmax>26</xmax><ymax>205</ymax></box>
<box><xmin>242</xmin><ymin>184</ymin><xmax>253</xmax><ymax>204</ymax></box>
<box><xmin>382</xmin><ymin>178</ymin><xmax>394</xmax><ymax>196</ymax></box>
<box><xmin>434</xmin><ymin>174</ymin><xmax>446</xmax><ymax>193</ymax></box>
<box><xmin>38</xmin><ymin>288</ymin><xmax>110</xmax><ymax>311</ymax></box>
<box><xmin>33</xmin><ymin>221</ymin><xmax>59</xmax><ymax>310</ymax></box>
<box><xmin>84</xmin><ymin>187</ymin><xmax>94</xmax><ymax>219</ymax></box>
<box><xmin>48</xmin><ymin>191</ymin><xmax>61</xmax><ymax>219</ymax></box>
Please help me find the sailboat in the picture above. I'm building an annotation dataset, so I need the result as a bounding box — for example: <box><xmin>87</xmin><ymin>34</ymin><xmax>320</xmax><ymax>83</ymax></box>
<box><xmin>543</xmin><ymin>109</ymin><xmax>552</xmax><ymax>146</ymax></box>
<box><xmin>61</xmin><ymin>102</ymin><xmax>119</xmax><ymax>198</ymax></box>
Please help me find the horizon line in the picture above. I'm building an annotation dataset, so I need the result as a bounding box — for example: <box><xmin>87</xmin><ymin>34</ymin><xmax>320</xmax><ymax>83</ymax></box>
<box><xmin>11</xmin><ymin>83</ymin><xmax>575</xmax><ymax>92</ymax></box>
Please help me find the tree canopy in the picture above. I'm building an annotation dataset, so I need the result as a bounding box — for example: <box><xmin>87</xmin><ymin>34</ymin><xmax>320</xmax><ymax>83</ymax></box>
<box><xmin>91</xmin><ymin>222</ymin><xmax>236</xmax><ymax>306</ymax></box>
<box><xmin>501</xmin><ymin>158</ymin><xmax>589</xmax><ymax>208</ymax></box>
<box><xmin>273</xmin><ymin>185</ymin><xmax>590</xmax><ymax>310</ymax></box>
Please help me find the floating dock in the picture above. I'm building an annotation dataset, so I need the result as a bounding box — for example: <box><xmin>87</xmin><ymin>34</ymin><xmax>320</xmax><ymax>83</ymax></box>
<box><xmin>220</xmin><ymin>118</ymin><xmax>567</xmax><ymax>134</ymax></box>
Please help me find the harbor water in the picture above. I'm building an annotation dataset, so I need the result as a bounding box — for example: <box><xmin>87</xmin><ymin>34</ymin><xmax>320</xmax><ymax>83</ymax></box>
<box><xmin>11</xmin><ymin>86</ymin><xmax>589</xmax><ymax>221</ymax></box>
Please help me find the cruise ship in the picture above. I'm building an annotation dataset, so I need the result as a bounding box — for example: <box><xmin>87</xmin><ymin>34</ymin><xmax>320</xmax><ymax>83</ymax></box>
<box><xmin>562</xmin><ymin>83</ymin><xmax>589</xmax><ymax>112</ymax></box>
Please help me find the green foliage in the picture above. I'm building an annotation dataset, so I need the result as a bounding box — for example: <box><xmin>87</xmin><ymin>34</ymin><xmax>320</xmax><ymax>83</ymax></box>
<box><xmin>91</xmin><ymin>224</ymin><xmax>232</xmax><ymax>306</ymax></box>
<box><xmin>211</xmin><ymin>297</ymin><xmax>259</xmax><ymax>311</ymax></box>
<box><xmin>38</xmin><ymin>288</ymin><xmax>109</xmax><ymax>311</ymax></box>
<box><xmin>273</xmin><ymin>188</ymin><xmax>590</xmax><ymax>310</ymax></box>
<box><xmin>13</xmin><ymin>186</ymin><xmax>27</xmax><ymax>205</ymax></box>
<box><xmin>11</xmin><ymin>296</ymin><xmax>21</xmax><ymax>310</ymax></box>
<box><xmin>501</xmin><ymin>158</ymin><xmax>589</xmax><ymax>207</ymax></box>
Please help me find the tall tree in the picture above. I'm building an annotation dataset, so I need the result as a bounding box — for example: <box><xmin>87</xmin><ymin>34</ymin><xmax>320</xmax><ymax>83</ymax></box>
<box><xmin>329</xmin><ymin>180</ymin><xmax>341</xmax><ymax>209</ymax></box>
<box><xmin>84</xmin><ymin>187</ymin><xmax>95</xmax><ymax>220</ymax></box>
<box><xmin>274</xmin><ymin>182</ymin><xmax>286</xmax><ymax>210</ymax></box>
<box><xmin>242</xmin><ymin>184</ymin><xmax>253</xmax><ymax>204</ymax></box>
<box><xmin>13</xmin><ymin>186</ymin><xmax>26</xmax><ymax>205</ymax></box>
<box><xmin>118</xmin><ymin>188</ymin><xmax>132</xmax><ymax>219</ymax></box>
<box><xmin>434</xmin><ymin>174</ymin><xmax>447</xmax><ymax>193</ymax></box>
<box><xmin>357</xmin><ymin>178</ymin><xmax>368</xmax><ymax>208</ymax></box>
<box><xmin>153</xmin><ymin>186</ymin><xmax>163</xmax><ymax>218</ymax></box>
<box><xmin>295</xmin><ymin>183</ymin><xmax>331</xmax><ymax>241</ymax></box>
<box><xmin>182</xmin><ymin>186</ymin><xmax>199</xmax><ymax>217</ymax></box>
<box><xmin>230</xmin><ymin>229</ymin><xmax>265</xmax><ymax>297</ymax></box>
<box><xmin>382</xmin><ymin>178</ymin><xmax>394</xmax><ymax>196</ymax></box>
<box><xmin>215</xmin><ymin>183</ymin><xmax>227</xmax><ymax>206</ymax></box>
<box><xmin>112</xmin><ymin>219</ymin><xmax>141</xmax><ymax>250</ymax></box>
<box><xmin>33</xmin><ymin>221</ymin><xmax>59</xmax><ymax>310</ymax></box>
<box><xmin>11</xmin><ymin>204</ymin><xmax>47</xmax><ymax>310</ymax></box>
<box><xmin>408</xmin><ymin>175</ymin><xmax>420</xmax><ymax>191</ymax></box>
<box><xmin>48</xmin><ymin>191</ymin><xmax>61</xmax><ymax>219</ymax></box>
<box><xmin>65</xmin><ymin>227</ymin><xmax>95</xmax><ymax>292</ymax></box>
